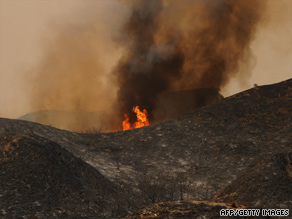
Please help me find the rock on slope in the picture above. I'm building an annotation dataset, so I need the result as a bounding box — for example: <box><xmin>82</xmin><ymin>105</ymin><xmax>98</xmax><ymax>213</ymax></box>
<box><xmin>0</xmin><ymin>79</ymin><xmax>292</xmax><ymax>218</ymax></box>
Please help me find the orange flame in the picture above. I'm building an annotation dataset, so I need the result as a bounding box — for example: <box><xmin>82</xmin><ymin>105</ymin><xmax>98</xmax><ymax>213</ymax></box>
<box><xmin>122</xmin><ymin>106</ymin><xmax>149</xmax><ymax>130</ymax></box>
<box><xmin>133</xmin><ymin>106</ymin><xmax>150</xmax><ymax>128</ymax></box>
<box><xmin>122</xmin><ymin>114</ymin><xmax>131</xmax><ymax>131</ymax></box>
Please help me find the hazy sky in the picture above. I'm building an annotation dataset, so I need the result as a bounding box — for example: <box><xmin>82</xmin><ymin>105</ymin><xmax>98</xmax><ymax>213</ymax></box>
<box><xmin>0</xmin><ymin>0</ymin><xmax>127</xmax><ymax>118</ymax></box>
<box><xmin>0</xmin><ymin>0</ymin><xmax>291</xmax><ymax>119</ymax></box>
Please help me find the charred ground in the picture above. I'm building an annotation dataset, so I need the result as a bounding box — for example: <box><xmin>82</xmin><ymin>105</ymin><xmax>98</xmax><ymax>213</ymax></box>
<box><xmin>0</xmin><ymin>133</ymin><xmax>131</xmax><ymax>218</ymax></box>
<box><xmin>1</xmin><ymin>79</ymin><xmax>292</xmax><ymax>218</ymax></box>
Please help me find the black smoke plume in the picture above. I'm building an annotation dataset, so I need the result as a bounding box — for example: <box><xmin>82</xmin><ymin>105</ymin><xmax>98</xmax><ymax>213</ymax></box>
<box><xmin>114</xmin><ymin>0</ymin><xmax>265</xmax><ymax>124</ymax></box>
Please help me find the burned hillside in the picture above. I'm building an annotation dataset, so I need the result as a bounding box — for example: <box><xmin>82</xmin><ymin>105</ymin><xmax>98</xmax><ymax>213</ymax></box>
<box><xmin>0</xmin><ymin>78</ymin><xmax>292</xmax><ymax>218</ymax></box>
<box><xmin>0</xmin><ymin>133</ymin><xmax>129</xmax><ymax>218</ymax></box>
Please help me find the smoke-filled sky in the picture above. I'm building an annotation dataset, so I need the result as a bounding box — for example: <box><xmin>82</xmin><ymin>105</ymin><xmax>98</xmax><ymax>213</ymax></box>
<box><xmin>0</xmin><ymin>0</ymin><xmax>291</xmax><ymax>119</ymax></box>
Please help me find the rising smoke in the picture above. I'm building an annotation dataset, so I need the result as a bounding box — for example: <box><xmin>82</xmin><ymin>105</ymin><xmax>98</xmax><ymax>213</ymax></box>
<box><xmin>114</xmin><ymin>0</ymin><xmax>185</xmax><ymax>122</ymax></box>
<box><xmin>29</xmin><ymin>0</ymin><xmax>267</xmax><ymax>131</ymax></box>
<box><xmin>115</xmin><ymin>0</ymin><xmax>265</xmax><ymax>123</ymax></box>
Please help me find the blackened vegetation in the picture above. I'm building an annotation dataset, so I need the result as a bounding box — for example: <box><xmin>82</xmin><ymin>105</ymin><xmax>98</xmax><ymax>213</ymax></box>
<box><xmin>0</xmin><ymin>79</ymin><xmax>292</xmax><ymax>218</ymax></box>
<box><xmin>213</xmin><ymin>152</ymin><xmax>292</xmax><ymax>208</ymax></box>
<box><xmin>0</xmin><ymin>134</ymin><xmax>129</xmax><ymax>218</ymax></box>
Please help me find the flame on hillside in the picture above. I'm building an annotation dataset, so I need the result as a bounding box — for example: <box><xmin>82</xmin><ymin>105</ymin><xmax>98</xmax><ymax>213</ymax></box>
<box><xmin>122</xmin><ymin>106</ymin><xmax>150</xmax><ymax>131</ymax></box>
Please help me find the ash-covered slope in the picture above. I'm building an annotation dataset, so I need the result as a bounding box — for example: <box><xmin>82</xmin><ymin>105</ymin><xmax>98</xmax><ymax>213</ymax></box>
<box><xmin>0</xmin><ymin>79</ymin><xmax>292</xmax><ymax>218</ymax></box>
<box><xmin>212</xmin><ymin>152</ymin><xmax>292</xmax><ymax>209</ymax></box>
<box><xmin>0</xmin><ymin>133</ymin><xmax>128</xmax><ymax>218</ymax></box>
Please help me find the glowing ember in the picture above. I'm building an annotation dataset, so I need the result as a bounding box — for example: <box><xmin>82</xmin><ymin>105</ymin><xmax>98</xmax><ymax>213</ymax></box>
<box><xmin>122</xmin><ymin>106</ymin><xmax>150</xmax><ymax>130</ymax></box>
